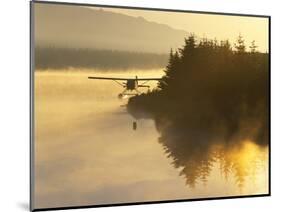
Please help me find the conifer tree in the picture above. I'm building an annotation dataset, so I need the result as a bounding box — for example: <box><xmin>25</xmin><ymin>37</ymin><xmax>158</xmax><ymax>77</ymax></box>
<box><xmin>249</xmin><ymin>40</ymin><xmax>258</xmax><ymax>53</ymax></box>
<box><xmin>158</xmin><ymin>49</ymin><xmax>175</xmax><ymax>90</ymax></box>
<box><xmin>234</xmin><ymin>34</ymin><xmax>246</xmax><ymax>53</ymax></box>
<box><xmin>179</xmin><ymin>34</ymin><xmax>196</xmax><ymax>57</ymax></box>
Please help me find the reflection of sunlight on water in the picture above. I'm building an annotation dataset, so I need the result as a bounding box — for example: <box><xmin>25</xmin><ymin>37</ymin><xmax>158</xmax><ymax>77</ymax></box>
<box><xmin>214</xmin><ymin>140</ymin><xmax>268</xmax><ymax>192</ymax></box>
<box><xmin>121</xmin><ymin>94</ymin><xmax>129</xmax><ymax>99</ymax></box>
<box><xmin>160</xmin><ymin>131</ymin><xmax>268</xmax><ymax>194</ymax></box>
<box><xmin>34</xmin><ymin>69</ymin><xmax>268</xmax><ymax>208</ymax></box>
<box><xmin>234</xmin><ymin>140</ymin><xmax>264</xmax><ymax>165</ymax></box>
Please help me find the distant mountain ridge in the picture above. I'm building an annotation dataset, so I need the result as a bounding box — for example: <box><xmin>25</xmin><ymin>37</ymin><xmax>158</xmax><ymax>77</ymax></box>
<box><xmin>34</xmin><ymin>3</ymin><xmax>189</xmax><ymax>53</ymax></box>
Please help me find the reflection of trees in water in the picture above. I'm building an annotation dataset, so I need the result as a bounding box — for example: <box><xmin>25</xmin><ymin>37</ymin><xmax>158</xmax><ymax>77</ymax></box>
<box><xmin>157</xmin><ymin>121</ymin><xmax>267</xmax><ymax>189</ymax></box>
<box><xmin>214</xmin><ymin>142</ymin><xmax>267</xmax><ymax>190</ymax></box>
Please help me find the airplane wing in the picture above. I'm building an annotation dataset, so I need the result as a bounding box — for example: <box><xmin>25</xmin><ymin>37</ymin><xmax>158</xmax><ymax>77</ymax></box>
<box><xmin>88</xmin><ymin>77</ymin><xmax>163</xmax><ymax>81</ymax></box>
<box><xmin>88</xmin><ymin>76</ymin><xmax>130</xmax><ymax>80</ymax></box>
<box><xmin>136</xmin><ymin>78</ymin><xmax>163</xmax><ymax>81</ymax></box>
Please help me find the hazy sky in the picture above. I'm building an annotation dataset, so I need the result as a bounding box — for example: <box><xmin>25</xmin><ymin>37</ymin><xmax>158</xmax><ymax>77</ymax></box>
<box><xmin>97</xmin><ymin>7</ymin><xmax>269</xmax><ymax>52</ymax></box>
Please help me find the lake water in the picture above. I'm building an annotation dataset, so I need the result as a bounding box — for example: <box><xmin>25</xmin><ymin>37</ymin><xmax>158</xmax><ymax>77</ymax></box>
<box><xmin>34</xmin><ymin>69</ymin><xmax>268</xmax><ymax>209</ymax></box>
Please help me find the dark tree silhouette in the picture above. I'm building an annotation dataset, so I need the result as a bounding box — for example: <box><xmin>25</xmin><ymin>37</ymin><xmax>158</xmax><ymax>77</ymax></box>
<box><xmin>249</xmin><ymin>40</ymin><xmax>258</xmax><ymax>53</ymax></box>
<box><xmin>234</xmin><ymin>34</ymin><xmax>246</xmax><ymax>53</ymax></box>
<box><xmin>127</xmin><ymin>34</ymin><xmax>269</xmax><ymax>188</ymax></box>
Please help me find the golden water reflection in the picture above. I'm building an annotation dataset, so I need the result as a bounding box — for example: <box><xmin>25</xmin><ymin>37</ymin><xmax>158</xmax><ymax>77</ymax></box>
<box><xmin>160</xmin><ymin>137</ymin><xmax>268</xmax><ymax>189</ymax></box>
<box><xmin>34</xmin><ymin>70</ymin><xmax>268</xmax><ymax>209</ymax></box>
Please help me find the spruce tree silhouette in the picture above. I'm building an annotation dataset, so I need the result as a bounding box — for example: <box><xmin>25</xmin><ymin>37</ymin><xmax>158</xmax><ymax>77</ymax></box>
<box><xmin>127</xmin><ymin>34</ymin><xmax>269</xmax><ymax>188</ymax></box>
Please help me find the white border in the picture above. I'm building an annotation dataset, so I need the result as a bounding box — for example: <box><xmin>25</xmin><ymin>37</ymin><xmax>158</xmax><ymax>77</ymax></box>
<box><xmin>0</xmin><ymin>0</ymin><xmax>280</xmax><ymax>212</ymax></box>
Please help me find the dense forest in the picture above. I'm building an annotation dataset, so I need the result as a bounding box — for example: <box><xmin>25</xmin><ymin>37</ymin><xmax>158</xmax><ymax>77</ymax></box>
<box><xmin>127</xmin><ymin>35</ymin><xmax>269</xmax><ymax>187</ymax></box>
<box><xmin>35</xmin><ymin>47</ymin><xmax>168</xmax><ymax>70</ymax></box>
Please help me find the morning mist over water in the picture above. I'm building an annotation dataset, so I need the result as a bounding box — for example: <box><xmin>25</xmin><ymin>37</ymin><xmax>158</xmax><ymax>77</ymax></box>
<box><xmin>34</xmin><ymin>69</ymin><xmax>268</xmax><ymax>208</ymax></box>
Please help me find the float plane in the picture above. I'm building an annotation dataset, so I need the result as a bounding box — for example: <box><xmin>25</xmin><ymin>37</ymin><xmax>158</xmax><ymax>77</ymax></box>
<box><xmin>88</xmin><ymin>75</ymin><xmax>162</xmax><ymax>99</ymax></box>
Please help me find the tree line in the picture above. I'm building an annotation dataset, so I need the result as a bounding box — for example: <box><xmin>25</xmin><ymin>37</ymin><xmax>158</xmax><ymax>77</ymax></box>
<box><xmin>35</xmin><ymin>47</ymin><xmax>168</xmax><ymax>70</ymax></box>
<box><xmin>127</xmin><ymin>34</ymin><xmax>269</xmax><ymax>187</ymax></box>
<box><xmin>128</xmin><ymin>34</ymin><xmax>269</xmax><ymax>146</ymax></box>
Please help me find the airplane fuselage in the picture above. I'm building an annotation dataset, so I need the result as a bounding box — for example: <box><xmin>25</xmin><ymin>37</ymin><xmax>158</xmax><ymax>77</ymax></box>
<box><xmin>126</xmin><ymin>79</ymin><xmax>138</xmax><ymax>90</ymax></box>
